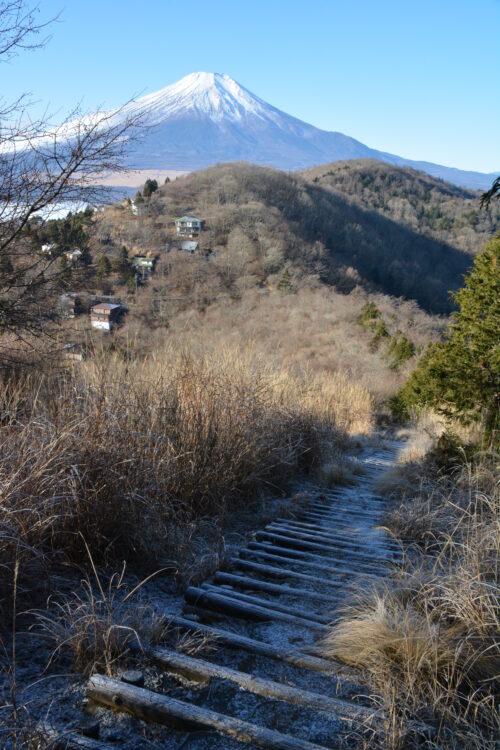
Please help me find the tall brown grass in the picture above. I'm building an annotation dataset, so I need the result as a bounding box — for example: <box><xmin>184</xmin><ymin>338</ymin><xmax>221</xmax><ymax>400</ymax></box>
<box><xmin>0</xmin><ymin>345</ymin><xmax>373</xmax><ymax>617</ymax></box>
<box><xmin>323</xmin><ymin>451</ymin><xmax>500</xmax><ymax>748</ymax></box>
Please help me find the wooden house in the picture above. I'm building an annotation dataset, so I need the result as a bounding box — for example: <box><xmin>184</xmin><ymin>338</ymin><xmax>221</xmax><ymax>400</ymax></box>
<box><xmin>175</xmin><ymin>216</ymin><xmax>203</xmax><ymax>237</ymax></box>
<box><xmin>90</xmin><ymin>302</ymin><xmax>122</xmax><ymax>331</ymax></box>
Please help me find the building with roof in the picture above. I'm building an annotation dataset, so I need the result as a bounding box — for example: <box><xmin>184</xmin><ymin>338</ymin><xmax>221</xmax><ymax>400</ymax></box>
<box><xmin>175</xmin><ymin>216</ymin><xmax>203</xmax><ymax>237</ymax></box>
<box><xmin>131</xmin><ymin>255</ymin><xmax>156</xmax><ymax>275</ymax></box>
<box><xmin>181</xmin><ymin>241</ymin><xmax>199</xmax><ymax>253</ymax></box>
<box><xmin>90</xmin><ymin>302</ymin><xmax>122</xmax><ymax>331</ymax></box>
<box><xmin>65</xmin><ymin>248</ymin><xmax>83</xmax><ymax>263</ymax></box>
<box><xmin>59</xmin><ymin>293</ymin><xmax>83</xmax><ymax>319</ymax></box>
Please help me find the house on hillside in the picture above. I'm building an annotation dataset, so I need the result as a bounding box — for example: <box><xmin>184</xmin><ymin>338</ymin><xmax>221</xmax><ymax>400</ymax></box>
<box><xmin>131</xmin><ymin>255</ymin><xmax>156</xmax><ymax>275</ymax></box>
<box><xmin>90</xmin><ymin>302</ymin><xmax>122</xmax><ymax>331</ymax></box>
<box><xmin>181</xmin><ymin>241</ymin><xmax>198</xmax><ymax>254</ymax></box>
<box><xmin>62</xmin><ymin>342</ymin><xmax>86</xmax><ymax>362</ymax></box>
<box><xmin>59</xmin><ymin>293</ymin><xmax>82</xmax><ymax>318</ymax></box>
<box><xmin>65</xmin><ymin>248</ymin><xmax>83</xmax><ymax>263</ymax></box>
<box><xmin>41</xmin><ymin>243</ymin><xmax>56</xmax><ymax>256</ymax></box>
<box><xmin>175</xmin><ymin>215</ymin><xmax>203</xmax><ymax>237</ymax></box>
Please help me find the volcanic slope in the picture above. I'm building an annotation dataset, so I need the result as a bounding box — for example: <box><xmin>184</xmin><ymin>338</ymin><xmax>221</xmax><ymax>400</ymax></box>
<box><xmin>110</xmin><ymin>72</ymin><xmax>497</xmax><ymax>190</ymax></box>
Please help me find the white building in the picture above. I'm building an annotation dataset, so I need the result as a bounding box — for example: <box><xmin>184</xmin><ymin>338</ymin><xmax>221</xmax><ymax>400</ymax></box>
<box><xmin>65</xmin><ymin>248</ymin><xmax>83</xmax><ymax>263</ymax></box>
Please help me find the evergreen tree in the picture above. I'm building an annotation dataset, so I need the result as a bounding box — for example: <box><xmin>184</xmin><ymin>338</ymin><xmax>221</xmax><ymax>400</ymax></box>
<box><xmin>396</xmin><ymin>236</ymin><xmax>500</xmax><ymax>439</ymax></box>
<box><xmin>277</xmin><ymin>267</ymin><xmax>293</xmax><ymax>293</ymax></box>
<box><xmin>96</xmin><ymin>254</ymin><xmax>112</xmax><ymax>283</ymax></box>
<box><xmin>143</xmin><ymin>179</ymin><xmax>158</xmax><ymax>198</ymax></box>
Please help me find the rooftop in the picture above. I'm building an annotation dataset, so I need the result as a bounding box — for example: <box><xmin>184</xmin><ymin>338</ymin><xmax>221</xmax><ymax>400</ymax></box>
<box><xmin>176</xmin><ymin>215</ymin><xmax>201</xmax><ymax>223</ymax></box>
<box><xmin>91</xmin><ymin>303</ymin><xmax>121</xmax><ymax>312</ymax></box>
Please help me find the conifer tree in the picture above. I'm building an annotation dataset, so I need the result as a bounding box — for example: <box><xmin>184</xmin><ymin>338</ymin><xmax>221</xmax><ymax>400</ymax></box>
<box><xmin>396</xmin><ymin>236</ymin><xmax>500</xmax><ymax>439</ymax></box>
<box><xmin>277</xmin><ymin>267</ymin><xmax>293</xmax><ymax>293</ymax></box>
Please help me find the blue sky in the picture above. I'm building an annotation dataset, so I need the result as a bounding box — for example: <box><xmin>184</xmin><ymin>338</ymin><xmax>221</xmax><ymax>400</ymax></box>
<box><xmin>5</xmin><ymin>0</ymin><xmax>500</xmax><ymax>171</ymax></box>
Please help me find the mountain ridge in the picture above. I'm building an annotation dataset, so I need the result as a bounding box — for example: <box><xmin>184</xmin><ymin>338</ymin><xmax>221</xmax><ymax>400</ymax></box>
<box><xmin>113</xmin><ymin>72</ymin><xmax>497</xmax><ymax>190</ymax></box>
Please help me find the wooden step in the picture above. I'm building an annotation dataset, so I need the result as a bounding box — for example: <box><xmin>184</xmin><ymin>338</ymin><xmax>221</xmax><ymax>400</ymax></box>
<box><xmin>168</xmin><ymin>616</ymin><xmax>335</xmax><ymax>672</ymax></box>
<box><xmin>275</xmin><ymin>519</ymin><xmax>401</xmax><ymax>550</ymax></box>
<box><xmin>184</xmin><ymin>586</ymin><xmax>329</xmax><ymax>631</ymax></box>
<box><xmin>242</xmin><ymin>544</ymin><xmax>381</xmax><ymax>577</ymax></box>
<box><xmin>267</xmin><ymin>523</ymin><xmax>392</xmax><ymax>553</ymax></box>
<box><xmin>267</xmin><ymin>524</ymin><xmax>402</xmax><ymax>560</ymax></box>
<box><xmin>229</xmin><ymin>556</ymin><xmax>344</xmax><ymax>588</ymax></box>
<box><xmin>87</xmin><ymin>674</ymin><xmax>338</xmax><ymax>750</ymax></box>
<box><xmin>202</xmin><ymin>583</ymin><xmax>331</xmax><ymax>625</ymax></box>
<box><xmin>214</xmin><ymin>571</ymin><xmax>335</xmax><ymax>603</ymax></box>
<box><xmin>255</xmin><ymin>530</ymin><xmax>390</xmax><ymax>565</ymax></box>
<box><xmin>149</xmin><ymin>645</ymin><xmax>372</xmax><ymax>721</ymax></box>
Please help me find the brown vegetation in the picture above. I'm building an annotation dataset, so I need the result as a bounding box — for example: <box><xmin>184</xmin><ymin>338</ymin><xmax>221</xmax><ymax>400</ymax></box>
<box><xmin>324</xmin><ymin>433</ymin><xmax>500</xmax><ymax>748</ymax></box>
<box><xmin>91</xmin><ymin>161</ymin><xmax>490</xmax><ymax>313</ymax></box>
<box><xmin>0</xmin><ymin>346</ymin><xmax>373</xmax><ymax>619</ymax></box>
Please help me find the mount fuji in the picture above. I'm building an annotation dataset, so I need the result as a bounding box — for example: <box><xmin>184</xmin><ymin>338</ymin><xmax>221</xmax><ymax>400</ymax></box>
<box><xmin>115</xmin><ymin>72</ymin><xmax>495</xmax><ymax>190</ymax></box>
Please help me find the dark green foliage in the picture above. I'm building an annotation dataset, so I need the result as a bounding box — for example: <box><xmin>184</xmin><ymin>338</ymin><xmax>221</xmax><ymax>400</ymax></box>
<box><xmin>357</xmin><ymin>302</ymin><xmax>389</xmax><ymax>350</ymax></box>
<box><xmin>371</xmin><ymin>320</ymin><xmax>389</xmax><ymax>348</ymax></box>
<box><xmin>143</xmin><ymin>179</ymin><xmax>158</xmax><ymax>198</ymax></box>
<box><xmin>113</xmin><ymin>246</ymin><xmax>130</xmax><ymax>275</ymax></box>
<box><xmin>32</xmin><ymin>210</ymin><xmax>91</xmax><ymax>256</ymax></box>
<box><xmin>96</xmin><ymin>255</ymin><xmax>112</xmax><ymax>281</ymax></box>
<box><xmin>134</xmin><ymin>191</ymin><xmax>144</xmax><ymax>204</ymax></box>
<box><xmin>126</xmin><ymin>271</ymin><xmax>137</xmax><ymax>292</ymax></box>
<box><xmin>395</xmin><ymin>237</ymin><xmax>500</xmax><ymax>439</ymax></box>
<box><xmin>357</xmin><ymin>302</ymin><xmax>381</xmax><ymax>328</ymax></box>
<box><xmin>385</xmin><ymin>332</ymin><xmax>416</xmax><ymax>371</ymax></box>
<box><xmin>277</xmin><ymin>267</ymin><xmax>293</xmax><ymax>293</ymax></box>
<box><xmin>480</xmin><ymin>176</ymin><xmax>500</xmax><ymax>208</ymax></box>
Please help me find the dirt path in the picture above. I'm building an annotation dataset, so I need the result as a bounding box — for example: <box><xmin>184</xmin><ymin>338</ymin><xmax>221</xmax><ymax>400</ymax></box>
<box><xmin>60</xmin><ymin>436</ymin><xmax>401</xmax><ymax>750</ymax></box>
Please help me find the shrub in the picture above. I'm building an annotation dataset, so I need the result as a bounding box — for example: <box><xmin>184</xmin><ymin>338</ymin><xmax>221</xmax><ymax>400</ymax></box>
<box><xmin>0</xmin><ymin>347</ymin><xmax>373</xmax><ymax>611</ymax></box>
<box><xmin>357</xmin><ymin>301</ymin><xmax>381</xmax><ymax>328</ymax></box>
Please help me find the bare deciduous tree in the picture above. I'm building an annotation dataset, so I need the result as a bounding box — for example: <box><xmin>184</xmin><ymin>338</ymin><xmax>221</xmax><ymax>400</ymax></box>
<box><xmin>0</xmin><ymin>1</ymin><xmax>147</xmax><ymax>357</ymax></box>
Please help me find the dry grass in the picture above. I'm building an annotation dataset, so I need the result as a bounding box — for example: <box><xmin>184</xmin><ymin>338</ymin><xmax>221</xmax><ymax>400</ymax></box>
<box><xmin>324</xmin><ymin>451</ymin><xmax>500</xmax><ymax>748</ymax></box>
<box><xmin>0</xmin><ymin>345</ymin><xmax>373</xmax><ymax>618</ymax></box>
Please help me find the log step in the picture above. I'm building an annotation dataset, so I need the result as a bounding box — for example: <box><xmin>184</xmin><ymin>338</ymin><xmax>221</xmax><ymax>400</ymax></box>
<box><xmin>229</xmin><ymin>556</ymin><xmax>344</xmax><ymax>588</ymax></box>
<box><xmin>255</xmin><ymin>530</ymin><xmax>393</xmax><ymax>564</ymax></box>
<box><xmin>202</xmin><ymin>583</ymin><xmax>331</xmax><ymax>625</ymax></box>
<box><xmin>241</xmin><ymin>545</ymin><xmax>381</xmax><ymax>578</ymax></box>
<box><xmin>184</xmin><ymin>586</ymin><xmax>329</xmax><ymax>631</ymax></box>
<box><xmin>149</xmin><ymin>646</ymin><xmax>371</xmax><ymax>721</ymax></box>
<box><xmin>87</xmin><ymin>674</ymin><xmax>336</xmax><ymax>750</ymax></box>
<box><xmin>266</xmin><ymin>524</ymin><xmax>401</xmax><ymax>559</ymax></box>
<box><xmin>275</xmin><ymin>519</ymin><xmax>402</xmax><ymax>551</ymax></box>
<box><xmin>248</xmin><ymin>542</ymin><xmax>384</xmax><ymax>575</ymax></box>
<box><xmin>168</xmin><ymin>615</ymin><xmax>335</xmax><ymax>672</ymax></box>
<box><xmin>214</xmin><ymin>570</ymin><xmax>335</xmax><ymax>603</ymax></box>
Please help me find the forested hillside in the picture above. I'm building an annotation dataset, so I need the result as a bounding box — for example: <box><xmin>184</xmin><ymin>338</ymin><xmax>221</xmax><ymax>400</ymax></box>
<box><xmin>100</xmin><ymin>161</ymin><xmax>494</xmax><ymax>314</ymax></box>
<box><xmin>302</xmin><ymin>159</ymin><xmax>498</xmax><ymax>254</ymax></box>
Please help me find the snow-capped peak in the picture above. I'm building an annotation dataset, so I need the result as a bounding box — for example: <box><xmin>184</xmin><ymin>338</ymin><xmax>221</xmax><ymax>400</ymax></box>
<box><xmin>134</xmin><ymin>72</ymin><xmax>280</xmax><ymax>124</ymax></box>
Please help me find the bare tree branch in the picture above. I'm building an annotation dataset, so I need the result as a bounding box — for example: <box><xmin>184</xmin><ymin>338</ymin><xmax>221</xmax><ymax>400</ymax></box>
<box><xmin>0</xmin><ymin>2</ymin><xmax>151</xmax><ymax>359</ymax></box>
